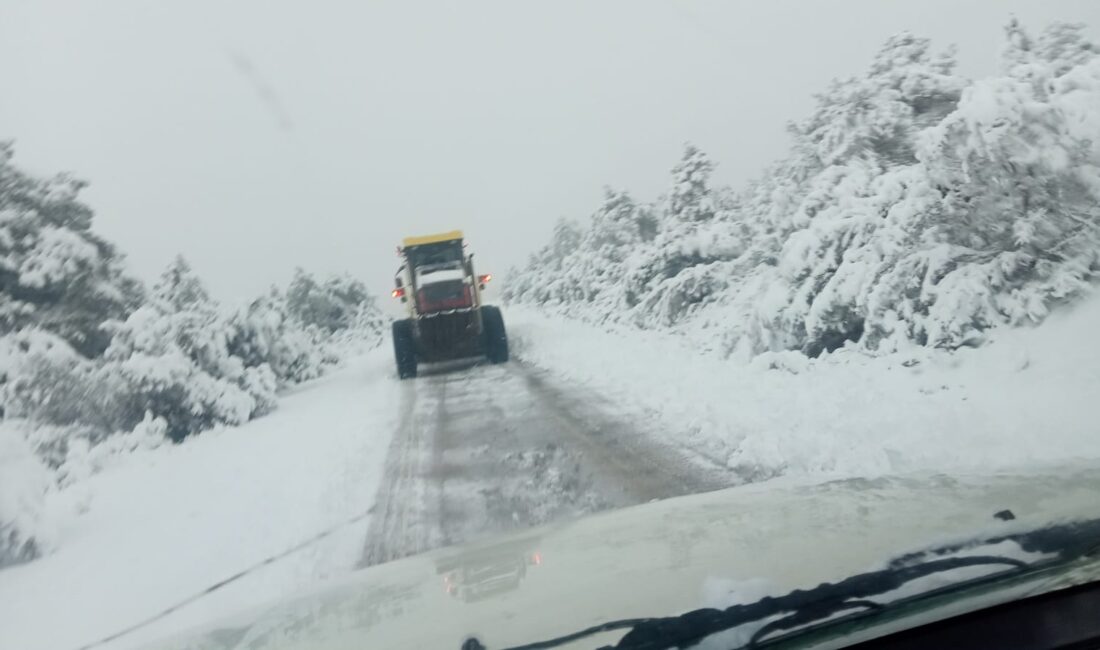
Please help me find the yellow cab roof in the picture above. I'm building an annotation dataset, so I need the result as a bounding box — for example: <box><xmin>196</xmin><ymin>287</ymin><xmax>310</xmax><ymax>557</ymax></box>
<box><xmin>401</xmin><ymin>230</ymin><xmax>464</xmax><ymax>248</ymax></box>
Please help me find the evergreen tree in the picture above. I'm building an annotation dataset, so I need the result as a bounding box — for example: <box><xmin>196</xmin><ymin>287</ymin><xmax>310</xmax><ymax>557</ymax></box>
<box><xmin>0</xmin><ymin>143</ymin><xmax>142</xmax><ymax>356</ymax></box>
<box><xmin>153</xmin><ymin>255</ymin><xmax>213</xmax><ymax>314</ymax></box>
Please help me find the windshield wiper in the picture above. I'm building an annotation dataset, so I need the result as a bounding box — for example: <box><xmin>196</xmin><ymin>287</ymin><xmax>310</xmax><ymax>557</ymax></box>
<box><xmin>465</xmin><ymin>516</ymin><xmax>1100</xmax><ymax>650</ymax></box>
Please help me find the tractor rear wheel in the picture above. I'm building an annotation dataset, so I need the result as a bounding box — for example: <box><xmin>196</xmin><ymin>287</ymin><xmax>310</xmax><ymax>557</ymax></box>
<box><xmin>392</xmin><ymin>319</ymin><xmax>418</xmax><ymax>379</ymax></box>
<box><xmin>481</xmin><ymin>306</ymin><xmax>509</xmax><ymax>364</ymax></box>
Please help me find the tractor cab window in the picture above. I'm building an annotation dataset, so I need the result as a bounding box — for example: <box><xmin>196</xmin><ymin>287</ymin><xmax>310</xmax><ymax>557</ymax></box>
<box><xmin>405</xmin><ymin>240</ymin><xmax>464</xmax><ymax>269</ymax></box>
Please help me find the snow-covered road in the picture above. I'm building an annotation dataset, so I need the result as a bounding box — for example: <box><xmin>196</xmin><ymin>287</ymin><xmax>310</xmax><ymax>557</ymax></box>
<box><xmin>6</xmin><ymin>295</ymin><xmax>1100</xmax><ymax>650</ymax></box>
<box><xmin>361</xmin><ymin>359</ymin><xmax>734</xmax><ymax>567</ymax></box>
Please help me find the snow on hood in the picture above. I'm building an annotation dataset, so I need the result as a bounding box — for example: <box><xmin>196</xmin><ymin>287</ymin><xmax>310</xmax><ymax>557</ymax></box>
<box><xmin>147</xmin><ymin>464</ymin><xmax>1100</xmax><ymax>650</ymax></box>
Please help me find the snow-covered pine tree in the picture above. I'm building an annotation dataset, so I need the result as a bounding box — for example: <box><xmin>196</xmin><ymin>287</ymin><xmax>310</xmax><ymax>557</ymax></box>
<box><xmin>625</xmin><ymin>145</ymin><xmax>744</xmax><ymax>327</ymax></box>
<box><xmin>153</xmin><ymin>255</ymin><xmax>212</xmax><ymax>314</ymax></box>
<box><xmin>908</xmin><ymin>21</ymin><xmax>1100</xmax><ymax>344</ymax></box>
<box><xmin>580</xmin><ymin>189</ymin><xmax>647</xmax><ymax>311</ymax></box>
<box><xmin>227</xmin><ymin>287</ymin><xmax>325</xmax><ymax>385</ymax></box>
<box><xmin>0</xmin><ymin>143</ymin><xmax>142</xmax><ymax>357</ymax></box>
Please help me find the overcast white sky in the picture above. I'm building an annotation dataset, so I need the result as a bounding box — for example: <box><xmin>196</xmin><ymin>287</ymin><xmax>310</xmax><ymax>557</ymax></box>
<box><xmin>1</xmin><ymin>1</ymin><xmax>1097</xmax><ymax>303</ymax></box>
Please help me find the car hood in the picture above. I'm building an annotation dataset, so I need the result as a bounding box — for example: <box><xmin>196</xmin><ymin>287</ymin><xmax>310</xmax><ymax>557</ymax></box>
<box><xmin>150</xmin><ymin>465</ymin><xmax>1100</xmax><ymax>650</ymax></box>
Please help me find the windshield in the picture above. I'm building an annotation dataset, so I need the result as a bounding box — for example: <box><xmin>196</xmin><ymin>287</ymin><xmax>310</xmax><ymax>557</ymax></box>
<box><xmin>2</xmin><ymin>3</ymin><xmax>1099</xmax><ymax>650</ymax></box>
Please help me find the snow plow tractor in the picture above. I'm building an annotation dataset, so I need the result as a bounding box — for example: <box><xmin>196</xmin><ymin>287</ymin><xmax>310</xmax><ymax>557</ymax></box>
<box><xmin>390</xmin><ymin>231</ymin><xmax>508</xmax><ymax>379</ymax></box>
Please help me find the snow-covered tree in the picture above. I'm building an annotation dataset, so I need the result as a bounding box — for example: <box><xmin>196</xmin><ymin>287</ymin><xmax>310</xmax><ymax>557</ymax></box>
<box><xmin>905</xmin><ymin>22</ymin><xmax>1100</xmax><ymax>345</ymax></box>
<box><xmin>624</xmin><ymin>145</ymin><xmax>744</xmax><ymax>325</ymax></box>
<box><xmin>153</xmin><ymin>255</ymin><xmax>212</xmax><ymax>314</ymax></box>
<box><xmin>507</xmin><ymin>21</ymin><xmax>1100</xmax><ymax>358</ymax></box>
<box><xmin>791</xmin><ymin>33</ymin><xmax>963</xmax><ymax>171</ymax></box>
<box><xmin>668</xmin><ymin>145</ymin><xmax>717</xmax><ymax>223</ymax></box>
<box><xmin>502</xmin><ymin>218</ymin><xmax>586</xmax><ymax>307</ymax></box>
<box><xmin>0</xmin><ymin>143</ymin><xmax>142</xmax><ymax>357</ymax></box>
<box><xmin>543</xmin><ymin>218</ymin><xmax>584</xmax><ymax>274</ymax></box>
<box><xmin>227</xmin><ymin>287</ymin><xmax>326</xmax><ymax>385</ymax></box>
<box><xmin>1036</xmin><ymin>22</ymin><xmax>1098</xmax><ymax>77</ymax></box>
<box><xmin>286</xmin><ymin>269</ymin><xmax>377</xmax><ymax>334</ymax></box>
<box><xmin>581</xmin><ymin>190</ymin><xmax>648</xmax><ymax>308</ymax></box>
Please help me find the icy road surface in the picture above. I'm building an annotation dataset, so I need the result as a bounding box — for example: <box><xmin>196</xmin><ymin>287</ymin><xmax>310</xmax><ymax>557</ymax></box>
<box><xmin>361</xmin><ymin>360</ymin><xmax>735</xmax><ymax>566</ymax></box>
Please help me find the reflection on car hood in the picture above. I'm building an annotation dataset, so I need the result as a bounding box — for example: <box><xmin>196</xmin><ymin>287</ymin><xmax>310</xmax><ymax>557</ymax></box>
<box><xmin>150</xmin><ymin>465</ymin><xmax>1100</xmax><ymax>650</ymax></box>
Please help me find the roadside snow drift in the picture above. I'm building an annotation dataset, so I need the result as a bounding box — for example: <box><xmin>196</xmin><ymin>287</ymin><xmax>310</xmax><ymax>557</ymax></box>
<box><xmin>507</xmin><ymin>294</ymin><xmax>1100</xmax><ymax>481</ymax></box>
<box><xmin>0</xmin><ymin>351</ymin><xmax>398</xmax><ymax>650</ymax></box>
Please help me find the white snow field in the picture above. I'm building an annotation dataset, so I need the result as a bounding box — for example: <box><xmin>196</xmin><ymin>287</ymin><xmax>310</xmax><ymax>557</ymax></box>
<box><xmin>507</xmin><ymin>294</ymin><xmax>1100</xmax><ymax>481</ymax></box>
<box><xmin>0</xmin><ymin>351</ymin><xmax>399</xmax><ymax>650</ymax></box>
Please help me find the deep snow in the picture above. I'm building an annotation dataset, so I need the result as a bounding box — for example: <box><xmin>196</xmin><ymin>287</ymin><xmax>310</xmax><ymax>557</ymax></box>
<box><xmin>506</xmin><ymin>294</ymin><xmax>1100</xmax><ymax>481</ymax></box>
<box><xmin>0</xmin><ymin>351</ymin><xmax>398</xmax><ymax>650</ymax></box>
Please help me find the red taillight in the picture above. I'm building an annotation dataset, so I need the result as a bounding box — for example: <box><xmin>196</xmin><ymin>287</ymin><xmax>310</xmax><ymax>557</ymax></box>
<box><xmin>391</xmin><ymin>288</ymin><xmax>405</xmax><ymax>299</ymax></box>
<box><xmin>478</xmin><ymin>274</ymin><xmax>492</xmax><ymax>285</ymax></box>
<box><xmin>532</xmin><ymin>551</ymin><xmax>542</xmax><ymax>566</ymax></box>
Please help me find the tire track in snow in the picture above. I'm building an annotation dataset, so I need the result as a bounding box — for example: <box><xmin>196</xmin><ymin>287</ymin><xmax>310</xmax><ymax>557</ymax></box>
<box><xmin>359</xmin><ymin>361</ymin><xmax>736</xmax><ymax>568</ymax></box>
<box><xmin>360</xmin><ymin>374</ymin><xmax>444</xmax><ymax>566</ymax></box>
<box><xmin>517</xmin><ymin>366</ymin><xmax>732</xmax><ymax>502</ymax></box>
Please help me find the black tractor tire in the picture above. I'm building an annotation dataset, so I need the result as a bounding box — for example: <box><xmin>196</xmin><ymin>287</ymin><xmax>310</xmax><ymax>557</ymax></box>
<box><xmin>392</xmin><ymin>319</ymin><xmax>418</xmax><ymax>379</ymax></box>
<box><xmin>481</xmin><ymin>305</ymin><xmax>509</xmax><ymax>364</ymax></box>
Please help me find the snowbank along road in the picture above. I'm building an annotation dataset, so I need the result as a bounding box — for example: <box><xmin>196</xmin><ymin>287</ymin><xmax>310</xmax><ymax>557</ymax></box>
<box><xmin>361</xmin><ymin>359</ymin><xmax>736</xmax><ymax>567</ymax></box>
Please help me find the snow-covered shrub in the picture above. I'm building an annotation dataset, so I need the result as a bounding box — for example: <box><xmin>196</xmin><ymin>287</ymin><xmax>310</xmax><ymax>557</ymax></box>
<box><xmin>0</xmin><ymin>422</ymin><xmax>53</xmax><ymax>568</ymax></box>
<box><xmin>0</xmin><ymin>329</ymin><xmax>127</xmax><ymax>436</ymax></box>
<box><xmin>0</xmin><ymin>414</ymin><xmax>166</xmax><ymax>569</ymax></box>
<box><xmin>92</xmin><ymin>259</ymin><xmax>382</xmax><ymax>442</ymax></box>
<box><xmin>55</xmin><ymin>413</ymin><xmax>167</xmax><ymax>488</ymax></box>
<box><xmin>90</xmin><ymin>259</ymin><xmax>279</xmax><ymax>441</ymax></box>
<box><xmin>507</xmin><ymin>22</ymin><xmax>1100</xmax><ymax>358</ymax></box>
<box><xmin>102</xmin><ymin>304</ymin><xmax>260</xmax><ymax>442</ymax></box>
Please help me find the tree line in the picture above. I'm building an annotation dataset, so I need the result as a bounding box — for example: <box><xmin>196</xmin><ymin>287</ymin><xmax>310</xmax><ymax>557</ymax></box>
<box><xmin>506</xmin><ymin>21</ymin><xmax>1100</xmax><ymax>358</ymax></box>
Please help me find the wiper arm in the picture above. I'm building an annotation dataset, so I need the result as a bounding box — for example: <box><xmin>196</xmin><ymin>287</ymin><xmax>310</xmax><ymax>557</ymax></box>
<box><xmin>607</xmin><ymin>555</ymin><xmax>1028</xmax><ymax>650</ymax></box>
<box><xmin>460</xmin><ymin>556</ymin><xmax>1025</xmax><ymax>650</ymax></box>
<box><xmin>472</xmin><ymin>516</ymin><xmax>1100</xmax><ymax>650</ymax></box>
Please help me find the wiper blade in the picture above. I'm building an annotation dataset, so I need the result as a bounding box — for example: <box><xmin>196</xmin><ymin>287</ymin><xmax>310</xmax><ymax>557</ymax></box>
<box><xmin>610</xmin><ymin>555</ymin><xmax>1028</xmax><ymax>650</ymax></box>
<box><xmin>476</xmin><ymin>516</ymin><xmax>1100</xmax><ymax>650</ymax></box>
<box><xmin>461</xmin><ymin>555</ymin><xmax>1024</xmax><ymax>650</ymax></box>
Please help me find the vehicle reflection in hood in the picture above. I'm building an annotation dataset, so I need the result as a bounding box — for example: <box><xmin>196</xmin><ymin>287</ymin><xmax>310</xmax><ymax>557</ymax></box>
<box><xmin>436</xmin><ymin>534</ymin><xmax>543</xmax><ymax>603</ymax></box>
<box><xmin>178</xmin><ymin>580</ymin><xmax>424</xmax><ymax>650</ymax></box>
<box><xmin>153</xmin><ymin>535</ymin><xmax>545</xmax><ymax>650</ymax></box>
